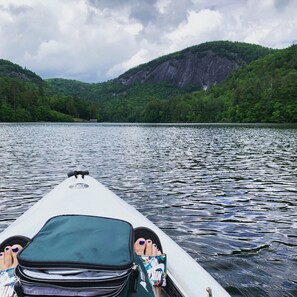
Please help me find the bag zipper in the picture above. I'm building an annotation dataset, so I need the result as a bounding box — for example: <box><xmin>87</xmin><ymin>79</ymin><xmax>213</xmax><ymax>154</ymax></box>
<box><xmin>17</xmin><ymin>278</ymin><xmax>129</xmax><ymax>297</ymax></box>
<box><xmin>16</xmin><ymin>266</ymin><xmax>131</xmax><ymax>286</ymax></box>
<box><xmin>130</xmin><ymin>263</ymin><xmax>140</xmax><ymax>293</ymax></box>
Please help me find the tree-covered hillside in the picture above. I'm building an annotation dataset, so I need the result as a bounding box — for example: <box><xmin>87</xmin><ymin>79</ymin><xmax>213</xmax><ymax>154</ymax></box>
<box><xmin>0</xmin><ymin>62</ymin><xmax>101</xmax><ymax>122</ymax></box>
<box><xmin>0</xmin><ymin>41</ymin><xmax>296</xmax><ymax>123</ymax></box>
<box><xmin>46</xmin><ymin>78</ymin><xmax>201</xmax><ymax>121</ymax></box>
<box><xmin>46</xmin><ymin>43</ymin><xmax>295</xmax><ymax>123</ymax></box>
<box><xmin>0</xmin><ymin>59</ymin><xmax>43</xmax><ymax>84</ymax></box>
<box><xmin>45</xmin><ymin>41</ymin><xmax>280</xmax><ymax>122</ymax></box>
<box><xmin>142</xmin><ymin>44</ymin><xmax>297</xmax><ymax>123</ymax></box>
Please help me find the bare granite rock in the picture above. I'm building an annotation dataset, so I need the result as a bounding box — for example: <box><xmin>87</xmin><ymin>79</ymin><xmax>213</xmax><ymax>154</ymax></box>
<box><xmin>119</xmin><ymin>50</ymin><xmax>244</xmax><ymax>89</ymax></box>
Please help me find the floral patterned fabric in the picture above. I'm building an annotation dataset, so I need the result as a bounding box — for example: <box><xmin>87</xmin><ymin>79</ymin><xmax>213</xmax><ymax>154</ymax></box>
<box><xmin>0</xmin><ymin>268</ymin><xmax>16</xmax><ymax>297</ymax></box>
<box><xmin>140</xmin><ymin>254</ymin><xmax>167</xmax><ymax>287</ymax></box>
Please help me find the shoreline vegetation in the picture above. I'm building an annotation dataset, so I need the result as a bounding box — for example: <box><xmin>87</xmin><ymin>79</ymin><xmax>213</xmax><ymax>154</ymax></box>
<box><xmin>1</xmin><ymin>122</ymin><xmax>297</xmax><ymax>130</ymax></box>
<box><xmin>0</xmin><ymin>41</ymin><xmax>296</xmax><ymax>123</ymax></box>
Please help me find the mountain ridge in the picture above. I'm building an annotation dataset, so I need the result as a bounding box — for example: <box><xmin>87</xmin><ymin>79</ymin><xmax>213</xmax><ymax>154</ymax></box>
<box><xmin>0</xmin><ymin>41</ymin><xmax>296</xmax><ymax>123</ymax></box>
<box><xmin>118</xmin><ymin>41</ymin><xmax>276</xmax><ymax>89</ymax></box>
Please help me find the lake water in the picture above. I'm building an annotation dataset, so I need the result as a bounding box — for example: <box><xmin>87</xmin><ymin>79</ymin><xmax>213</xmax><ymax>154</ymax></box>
<box><xmin>0</xmin><ymin>123</ymin><xmax>296</xmax><ymax>297</ymax></box>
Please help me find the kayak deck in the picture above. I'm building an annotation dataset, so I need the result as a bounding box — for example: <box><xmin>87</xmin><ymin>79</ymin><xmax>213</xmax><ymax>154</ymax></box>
<box><xmin>0</xmin><ymin>175</ymin><xmax>231</xmax><ymax>297</ymax></box>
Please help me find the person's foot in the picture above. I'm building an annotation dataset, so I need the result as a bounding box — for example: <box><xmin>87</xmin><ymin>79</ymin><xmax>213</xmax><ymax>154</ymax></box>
<box><xmin>134</xmin><ymin>238</ymin><xmax>161</xmax><ymax>256</ymax></box>
<box><xmin>0</xmin><ymin>244</ymin><xmax>22</xmax><ymax>270</ymax></box>
<box><xmin>135</xmin><ymin>238</ymin><xmax>165</xmax><ymax>296</ymax></box>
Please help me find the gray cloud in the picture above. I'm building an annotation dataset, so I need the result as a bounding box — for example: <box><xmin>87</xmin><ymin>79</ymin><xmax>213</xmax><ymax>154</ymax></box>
<box><xmin>87</xmin><ymin>0</ymin><xmax>129</xmax><ymax>9</ymax></box>
<box><xmin>273</xmin><ymin>0</ymin><xmax>290</xmax><ymax>10</ymax></box>
<box><xmin>0</xmin><ymin>3</ymin><xmax>32</xmax><ymax>15</ymax></box>
<box><xmin>130</xmin><ymin>0</ymin><xmax>159</xmax><ymax>25</ymax></box>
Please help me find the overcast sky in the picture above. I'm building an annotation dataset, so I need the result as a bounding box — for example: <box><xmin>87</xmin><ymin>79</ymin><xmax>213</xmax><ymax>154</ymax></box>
<box><xmin>0</xmin><ymin>0</ymin><xmax>296</xmax><ymax>83</ymax></box>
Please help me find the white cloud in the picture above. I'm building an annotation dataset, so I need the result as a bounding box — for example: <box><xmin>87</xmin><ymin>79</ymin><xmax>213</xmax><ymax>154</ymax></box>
<box><xmin>107</xmin><ymin>48</ymin><xmax>150</xmax><ymax>77</ymax></box>
<box><xmin>233</xmin><ymin>0</ymin><xmax>295</xmax><ymax>47</ymax></box>
<box><xmin>0</xmin><ymin>0</ymin><xmax>296</xmax><ymax>82</ymax></box>
<box><xmin>167</xmin><ymin>9</ymin><xmax>223</xmax><ymax>48</ymax></box>
<box><xmin>0</xmin><ymin>0</ymin><xmax>147</xmax><ymax>82</ymax></box>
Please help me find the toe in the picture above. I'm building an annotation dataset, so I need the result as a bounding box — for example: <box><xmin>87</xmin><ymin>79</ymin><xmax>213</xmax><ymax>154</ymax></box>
<box><xmin>4</xmin><ymin>246</ymin><xmax>13</xmax><ymax>269</ymax></box>
<box><xmin>11</xmin><ymin>244</ymin><xmax>23</xmax><ymax>267</ymax></box>
<box><xmin>145</xmin><ymin>239</ymin><xmax>153</xmax><ymax>256</ymax></box>
<box><xmin>152</xmin><ymin>243</ymin><xmax>159</xmax><ymax>256</ymax></box>
<box><xmin>0</xmin><ymin>251</ymin><xmax>4</xmax><ymax>270</ymax></box>
<box><xmin>134</xmin><ymin>238</ymin><xmax>146</xmax><ymax>255</ymax></box>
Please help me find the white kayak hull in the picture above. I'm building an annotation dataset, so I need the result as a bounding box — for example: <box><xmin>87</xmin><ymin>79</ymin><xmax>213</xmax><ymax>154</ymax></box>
<box><xmin>0</xmin><ymin>175</ymin><xmax>231</xmax><ymax>297</ymax></box>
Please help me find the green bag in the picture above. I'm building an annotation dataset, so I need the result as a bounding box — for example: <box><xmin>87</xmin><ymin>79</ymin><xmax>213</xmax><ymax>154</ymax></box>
<box><xmin>18</xmin><ymin>215</ymin><xmax>134</xmax><ymax>269</ymax></box>
<box><xmin>15</xmin><ymin>215</ymin><xmax>145</xmax><ymax>297</ymax></box>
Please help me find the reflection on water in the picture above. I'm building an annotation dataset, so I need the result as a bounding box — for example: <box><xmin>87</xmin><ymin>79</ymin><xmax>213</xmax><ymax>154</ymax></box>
<box><xmin>0</xmin><ymin>123</ymin><xmax>296</xmax><ymax>297</ymax></box>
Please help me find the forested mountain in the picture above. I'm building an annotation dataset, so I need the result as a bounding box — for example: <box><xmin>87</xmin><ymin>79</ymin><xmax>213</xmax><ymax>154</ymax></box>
<box><xmin>143</xmin><ymin>44</ymin><xmax>297</xmax><ymax>123</ymax></box>
<box><xmin>118</xmin><ymin>41</ymin><xmax>275</xmax><ymax>88</ymax></box>
<box><xmin>0</xmin><ymin>61</ymin><xmax>100</xmax><ymax>122</ymax></box>
<box><xmin>45</xmin><ymin>41</ymin><xmax>280</xmax><ymax>122</ymax></box>
<box><xmin>46</xmin><ymin>41</ymin><xmax>275</xmax><ymax>97</ymax></box>
<box><xmin>0</xmin><ymin>41</ymin><xmax>296</xmax><ymax>123</ymax></box>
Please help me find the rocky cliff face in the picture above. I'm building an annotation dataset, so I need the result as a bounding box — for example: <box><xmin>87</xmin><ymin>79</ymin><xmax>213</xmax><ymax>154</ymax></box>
<box><xmin>118</xmin><ymin>41</ymin><xmax>276</xmax><ymax>89</ymax></box>
<box><xmin>119</xmin><ymin>50</ymin><xmax>245</xmax><ymax>89</ymax></box>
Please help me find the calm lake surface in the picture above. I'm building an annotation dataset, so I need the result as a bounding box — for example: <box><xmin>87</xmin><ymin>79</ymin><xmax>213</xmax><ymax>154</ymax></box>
<box><xmin>0</xmin><ymin>123</ymin><xmax>296</xmax><ymax>297</ymax></box>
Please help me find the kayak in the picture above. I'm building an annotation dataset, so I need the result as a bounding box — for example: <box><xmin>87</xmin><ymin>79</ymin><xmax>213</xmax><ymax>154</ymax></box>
<box><xmin>0</xmin><ymin>172</ymin><xmax>231</xmax><ymax>297</ymax></box>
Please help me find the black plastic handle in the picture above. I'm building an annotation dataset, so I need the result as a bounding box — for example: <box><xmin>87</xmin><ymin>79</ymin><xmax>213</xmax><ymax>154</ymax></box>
<box><xmin>67</xmin><ymin>170</ymin><xmax>89</xmax><ymax>178</ymax></box>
